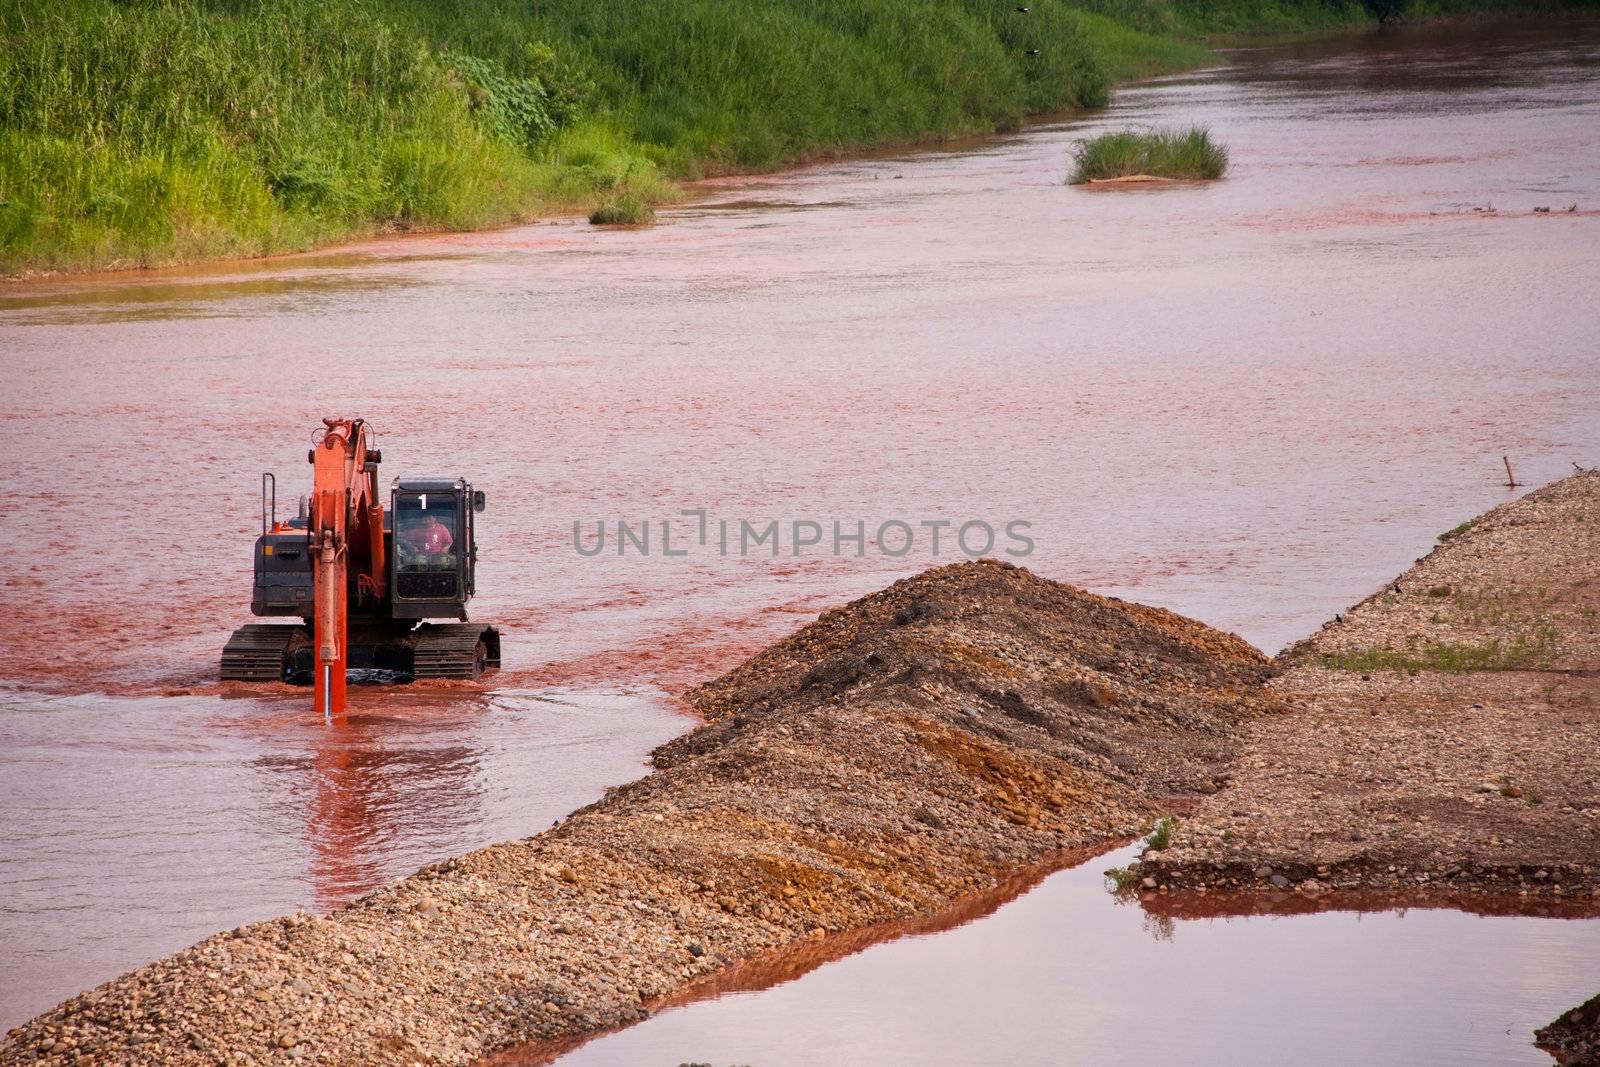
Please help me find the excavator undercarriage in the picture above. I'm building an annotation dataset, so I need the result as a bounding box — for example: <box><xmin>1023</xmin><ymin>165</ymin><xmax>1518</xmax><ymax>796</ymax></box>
<box><xmin>220</xmin><ymin>622</ymin><xmax>500</xmax><ymax>683</ymax></box>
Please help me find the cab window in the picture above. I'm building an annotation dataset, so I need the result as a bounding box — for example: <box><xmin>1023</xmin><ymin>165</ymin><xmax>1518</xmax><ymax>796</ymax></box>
<box><xmin>394</xmin><ymin>493</ymin><xmax>459</xmax><ymax>599</ymax></box>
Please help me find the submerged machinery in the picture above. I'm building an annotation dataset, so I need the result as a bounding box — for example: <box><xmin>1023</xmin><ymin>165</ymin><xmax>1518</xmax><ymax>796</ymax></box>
<box><xmin>221</xmin><ymin>418</ymin><xmax>499</xmax><ymax>717</ymax></box>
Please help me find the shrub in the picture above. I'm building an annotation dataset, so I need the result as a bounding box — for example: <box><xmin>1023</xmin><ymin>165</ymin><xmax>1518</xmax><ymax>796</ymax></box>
<box><xmin>452</xmin><ymin>54</ymin><xmax>558</xmax><ymax>148</ymax></box>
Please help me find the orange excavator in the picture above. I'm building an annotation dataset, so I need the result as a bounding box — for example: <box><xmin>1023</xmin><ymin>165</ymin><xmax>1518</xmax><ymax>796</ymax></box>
<box><xmin>221</xmin><ymin>418</ymin><xmax>500</xmax><ymax>718</ymax></box>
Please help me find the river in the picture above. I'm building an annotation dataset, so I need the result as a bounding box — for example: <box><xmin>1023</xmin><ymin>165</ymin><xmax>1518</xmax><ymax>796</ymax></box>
<box><xmin>1</xmin><ymin>13</ymin><xmax>1598</xmax><ymax>1047</ymax></box>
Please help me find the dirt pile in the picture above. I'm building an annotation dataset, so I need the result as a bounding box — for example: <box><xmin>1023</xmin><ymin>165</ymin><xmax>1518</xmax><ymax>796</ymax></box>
<box><xmin>0</xmin><ymin>559</ymin><xmax>1276</xmax><ymax>1066</ymax></box>
<box><xmin>1136</xmin><ymin>470</ymin><xmax>1600</xmax><ymax>899</ymax></box>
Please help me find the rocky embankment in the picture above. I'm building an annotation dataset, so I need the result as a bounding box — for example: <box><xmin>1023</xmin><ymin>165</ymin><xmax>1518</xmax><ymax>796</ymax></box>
<box><xmin>1539</xmin><ymin>992</ymin><xmax>1600</xmax><ymax>1066</ymax></box>
<box><xmin>0</xmin><ymin>560</ymin><xmax>1276</xmax><ymax>1065</ymax></box>
<box><xmin>1135</xmin><ymin>470</ymin><xmax>1600</xmax><ymax>900</ymax></box>
<box><xmin>1130</xmin><ymin>470</ymin><xmax>1600</xmax><ymax>1065</ymax></box>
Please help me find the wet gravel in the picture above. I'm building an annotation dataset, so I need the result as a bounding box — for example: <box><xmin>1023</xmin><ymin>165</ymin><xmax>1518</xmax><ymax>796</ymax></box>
<box><xmin>1539</xmin><ymin>991</ymin><xmax>1600</xmax><ymax>1066</ymax></box>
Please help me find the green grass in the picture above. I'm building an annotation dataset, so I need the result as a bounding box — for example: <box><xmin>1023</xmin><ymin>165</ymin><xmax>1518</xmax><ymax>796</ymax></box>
<box><xmin>1104</xmin><ymin>866</ymin><xmax>1139</xmax><ymax>891</ymax></box>
<box><xmin>1079</xmin><ymin>12</ymin><xmax>1212</xmax><ymax>81</ymax></box>
<box><xmin>1315</xmin><ymin>627</ymin><xmax>1560</xmax><ymax>673</ymax></box>
<box><xmin>1068</xmin><ymin>125</ymin><xmax>1228</xmax><ymax>183</ymax></box>
<box><xmin>1144</xmin><ymin>815</ymin><xmax>1176</xmax><ymax>851</ymax></box>
<box><xmin>589</xmin><ymin>194</ymin><xmax>655</xmax><ymax>226</ymax></box>
<box><xmin>1</xmin><ymin>0</ymin><xmax>546</xmax><ymax>270</ymax></box>
<box><xmin>0</xmin><ymin>0</ymin><xmax>1578</xmax><ymax>274</ymax></box>
<box><xmin>1166</xmin><ymin>0</ymin><xmax>1371</xmax><ymax>36</ymax></box>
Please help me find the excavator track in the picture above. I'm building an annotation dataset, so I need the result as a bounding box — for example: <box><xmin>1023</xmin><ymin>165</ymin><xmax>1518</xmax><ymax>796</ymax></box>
<box><xmin>412</xmin><ymin>623</ymin><xmax>501</xmax><ymax>680</ymax></box>
<box><xmin>220</xmin><ymin>624</ymin><xmax>307</xmax><ymax>682</ymax></box>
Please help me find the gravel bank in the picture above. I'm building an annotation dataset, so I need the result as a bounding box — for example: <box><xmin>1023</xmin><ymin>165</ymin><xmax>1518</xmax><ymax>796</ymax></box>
<box><xmin>1135</xmin><ymin>470</ymin><xmax>1600</xmax><ymax>899</ymax></box>
<box><xmin>1130</xmin><ymin>471</ymin><xmax>1600</xmax><ymax>1063</ymax></box>
<box><xmin>0</xmin><ymin>559</ymin><xmax>1275</xmax><ymax>1065</ymax></box>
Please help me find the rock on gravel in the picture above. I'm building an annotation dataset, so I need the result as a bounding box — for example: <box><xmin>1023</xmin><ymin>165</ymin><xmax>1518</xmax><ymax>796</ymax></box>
<box><xmin>0</xmin><ymin>559</ymin><xmax>1277</xmax><ymax>1066</ymax></box>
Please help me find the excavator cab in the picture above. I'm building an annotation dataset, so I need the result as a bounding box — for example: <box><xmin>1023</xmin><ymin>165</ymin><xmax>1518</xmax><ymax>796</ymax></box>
<box><xmin>390</xmin><ymin>479</ymin><xmax>484</xmax><ymax>617</ymax></box>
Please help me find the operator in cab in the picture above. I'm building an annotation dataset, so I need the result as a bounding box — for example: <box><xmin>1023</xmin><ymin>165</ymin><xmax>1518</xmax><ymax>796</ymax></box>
<box><xmin>401</xmin><ymin>512</ymin><xmax>454</xmax><ymax>556</ymax></box>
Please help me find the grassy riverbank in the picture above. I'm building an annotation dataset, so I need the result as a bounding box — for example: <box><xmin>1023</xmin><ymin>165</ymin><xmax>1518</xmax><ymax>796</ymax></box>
<box><xmin>0</xmin><ymin>0</ymin><xmax>1579</xmax><ymax>275</ymax></box>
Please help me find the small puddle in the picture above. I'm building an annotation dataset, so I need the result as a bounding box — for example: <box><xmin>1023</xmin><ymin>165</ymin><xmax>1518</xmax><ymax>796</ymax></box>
<box><xmin>541</xmin><ymin>844</ymin><xmax>1600</xmax><ymax>1066</ymax></box>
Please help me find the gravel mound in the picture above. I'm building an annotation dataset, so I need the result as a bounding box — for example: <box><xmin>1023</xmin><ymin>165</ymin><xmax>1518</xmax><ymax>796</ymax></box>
<box><xmin>1</xmin><ymin>559</ymin><xmax>1274</xmax><ymax>1066</ymax></box>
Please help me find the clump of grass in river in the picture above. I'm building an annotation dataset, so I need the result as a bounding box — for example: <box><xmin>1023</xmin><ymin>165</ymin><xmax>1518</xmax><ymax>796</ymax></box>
<box><xmin>1068</xmin><ymin>125</ymin><xmax>1228</xmax><ymax>184</ymax></box>
<box><xmin>589</xmin><ymin>194</ymin><xmax>656</xmax><ymax>226</ymax></box>
<box><xmin>1104</xmin><ymin>866</ymin><xmax>1139</xmax><ymax>891</ymax></box>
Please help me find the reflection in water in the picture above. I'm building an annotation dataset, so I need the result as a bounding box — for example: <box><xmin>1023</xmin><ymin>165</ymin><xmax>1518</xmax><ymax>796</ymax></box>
<box><xmin>552</xmin><ymin>845</ymin><xmax>1600</xmax><ymax>1067</ymax></box>
<box><xmin>307</xmin><ymin>730</ymin><xmax>388</xmax><ymax>907</ymax></box>
<box><xmin>489</xmin><ymin>841</ymin><xmax>1133</xmax><ymax>1067</ymax></box>
<box><xmin>0</xmin><ymin>687</ymin><xmax>686</xmax><ymax>1029</ymax></box>
<box><xmin>1219</xmin><ymin>16</ymin><xmax>1600</xmax><ymax>104</ymax></box>
<box><xmin>0</xmin><ymin>270</ymin><xmax>428</xmax><ymax>326</ymax></box>
<box><xmin>1141</xmin><ymin>907</ymin><xmax>1176</xmax><ymax>943</ymax></box>
<box><xmin>280</xmin><ymin>715</ymin><xmax>484</xmax><ymax>909</ymax></box>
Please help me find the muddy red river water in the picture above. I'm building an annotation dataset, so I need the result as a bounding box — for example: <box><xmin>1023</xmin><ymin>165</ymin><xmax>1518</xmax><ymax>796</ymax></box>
<box><xmin>2</xmin><ymin>14</ymin><xmax>1598</xmax><ymax>1048</ymax></box>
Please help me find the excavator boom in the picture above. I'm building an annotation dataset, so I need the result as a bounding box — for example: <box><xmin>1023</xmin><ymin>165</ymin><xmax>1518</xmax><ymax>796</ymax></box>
<box><xmin>310</xmin><ymin>417</ymin><xmax>384</xmax><ymax>720</ymax></box>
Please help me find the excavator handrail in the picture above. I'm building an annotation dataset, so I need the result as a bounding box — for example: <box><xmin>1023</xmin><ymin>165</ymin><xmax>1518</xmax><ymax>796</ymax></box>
<box><xmin>261</xmin><ymin>472</ymin><xmax>275</xmax><ymax>536</ymax></box>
